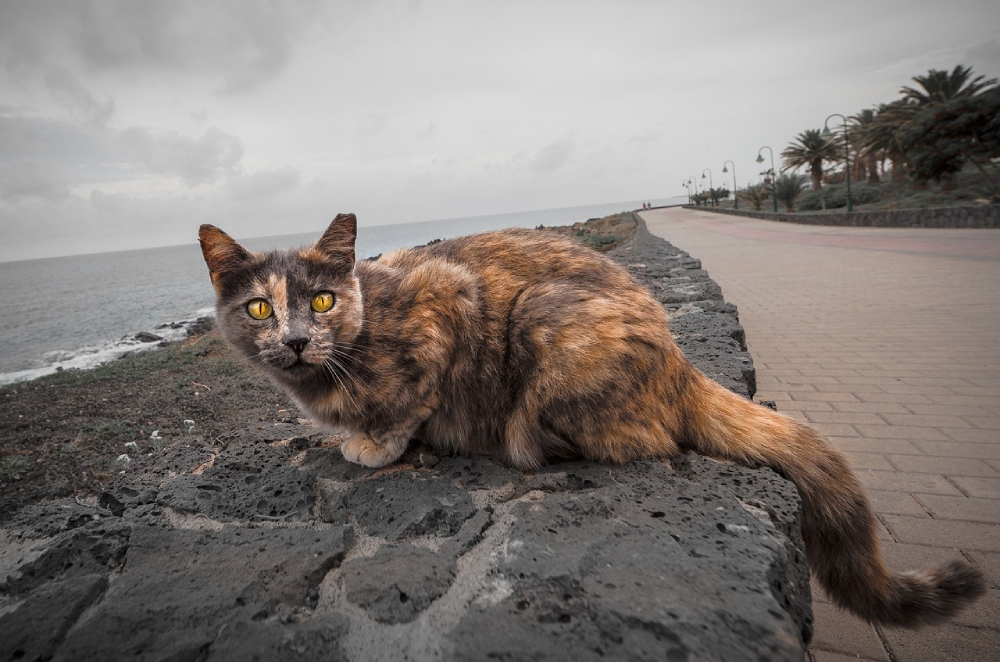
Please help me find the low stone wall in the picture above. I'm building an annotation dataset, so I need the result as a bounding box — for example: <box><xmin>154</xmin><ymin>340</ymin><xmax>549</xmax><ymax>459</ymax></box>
<box><xmin>0</xmin><ymin>216</ymin><xmax>812</xmax><ymax>661</ymax></box>
<box><xmin>686</xmin><ymin>203</ymin><xmax>1000</xmax><ymax>228</ymax></box>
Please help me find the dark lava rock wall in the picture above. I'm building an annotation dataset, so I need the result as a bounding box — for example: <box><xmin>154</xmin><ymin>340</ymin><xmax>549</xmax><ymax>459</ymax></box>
<box><xmin>0</xmin><ymin>214</ymin><xmax>811</xmax><ymax>661</ymax></box>
<box><xmin>689</xmin><ymin>203</ymin><xmax>1000</xmax><ymax>229</ymax></box>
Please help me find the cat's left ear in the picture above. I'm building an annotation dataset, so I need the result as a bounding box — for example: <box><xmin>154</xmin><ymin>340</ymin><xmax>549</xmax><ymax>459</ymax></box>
<box><xmin>199</xmin><ymin>224</ymin><xmax>251</xmax><ymax>290</ymax></box>
<box><xmin>312</xmin><ymin>213</ymin><xmax>357</xmax><ymax>266</ymax></box>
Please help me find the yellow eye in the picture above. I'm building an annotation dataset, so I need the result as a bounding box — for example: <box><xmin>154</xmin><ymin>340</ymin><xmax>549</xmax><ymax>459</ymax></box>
<box><xmin>246</xmin><ymin>299</ymin><xmax>273</xmax><ymax>320</ymax></box>
<box><xmin>311</xmin><ymin>291</ymin><xmax>335</xmax><ymax>313</ymax></box>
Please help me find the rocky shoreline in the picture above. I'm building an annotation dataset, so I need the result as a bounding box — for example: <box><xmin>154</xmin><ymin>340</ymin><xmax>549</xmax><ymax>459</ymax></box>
<box><xmin>1</xmin><ymin>215</ymin><xmax>813</xmax><ymax>660</ymax></box>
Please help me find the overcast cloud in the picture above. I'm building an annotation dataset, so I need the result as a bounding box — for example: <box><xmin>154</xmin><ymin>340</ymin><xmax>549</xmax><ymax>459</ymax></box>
<box><xmin>1</xmin><ymin>0</ymin><xmax>998</xmax><ymax>261</ymax></box>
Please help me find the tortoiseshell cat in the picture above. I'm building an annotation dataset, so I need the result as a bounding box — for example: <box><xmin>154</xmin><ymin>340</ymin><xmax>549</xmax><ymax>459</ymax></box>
<box><xmin>199</xmin><ymin>213</ymin><xmax>984</xmax><ymax>627</ymax></box>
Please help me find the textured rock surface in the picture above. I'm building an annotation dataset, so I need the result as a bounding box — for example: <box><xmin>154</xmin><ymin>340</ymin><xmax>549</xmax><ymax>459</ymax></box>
<box><xmin>613</xmin><ymin>223</ymin><xmax>757</xmax><ymax>399</ymax></box>
<box><xmin>0</xmin><ymin>214</ymin><xmax>811</xmax><ymax>661</ymax></box>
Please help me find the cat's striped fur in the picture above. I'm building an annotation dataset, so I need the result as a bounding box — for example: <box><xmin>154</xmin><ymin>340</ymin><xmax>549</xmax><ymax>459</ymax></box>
<box><xmin>200</xmin><ymin>213</ymin><xmax>985</xmax><ymax>627</ymax></box>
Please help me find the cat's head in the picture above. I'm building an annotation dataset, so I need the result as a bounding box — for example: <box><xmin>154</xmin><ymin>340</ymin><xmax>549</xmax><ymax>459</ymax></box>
<box><xmin>198</xmin><ymin>213</ymin><xmax>363</xmax><ymax>385</ymax></box>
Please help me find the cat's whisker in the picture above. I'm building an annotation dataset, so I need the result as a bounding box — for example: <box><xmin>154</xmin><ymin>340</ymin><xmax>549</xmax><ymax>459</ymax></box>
<box><xmin>330</xmin><ymin>342</ymin><xmax>382</xmax><ymax>379</ymax></box>
<box><xmin>322</xmin><ymin>356</ymin><xmax>359</xmax><ymax>411</ymax></box>
<box><xmin>326</xmin><ymin>354</ymin><xmax>362</xmax><ymax>395</ymax></box>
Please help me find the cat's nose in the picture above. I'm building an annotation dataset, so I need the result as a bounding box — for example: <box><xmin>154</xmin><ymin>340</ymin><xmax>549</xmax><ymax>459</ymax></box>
<box><xmin>284</xmin><ymin>337</ymin><xmax>310</xmax><ymax>354</ymax></box>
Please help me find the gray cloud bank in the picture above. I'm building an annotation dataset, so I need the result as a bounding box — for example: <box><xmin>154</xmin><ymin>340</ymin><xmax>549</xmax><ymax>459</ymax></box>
<box><xmin>0</xmin><ymin>0</ymin><xmax>998</xmax><ymax>261</ymax></box>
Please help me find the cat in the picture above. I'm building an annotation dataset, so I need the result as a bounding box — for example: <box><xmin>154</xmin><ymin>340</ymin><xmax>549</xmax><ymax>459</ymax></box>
<box><xmin>199</xmin><ymin>212</ymin><xmax>985</xmax><ymax>628</ymax></box>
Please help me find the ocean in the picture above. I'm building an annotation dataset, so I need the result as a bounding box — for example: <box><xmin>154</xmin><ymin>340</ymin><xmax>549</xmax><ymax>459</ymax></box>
<box><xmin>0</xmin><ymin>198</ymin><xmax>685</xmax><ymax>385</ymax></box>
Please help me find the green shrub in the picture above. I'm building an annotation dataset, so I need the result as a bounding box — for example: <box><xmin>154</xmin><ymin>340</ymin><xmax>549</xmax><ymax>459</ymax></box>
<box><xmin>0</xmin><ymin>455</ymin><xmax>32</xmax><ymax>481</ymax></box>
<box><xmin>738</xmin><ymin>183</ymin><xmax>771</xmax><ymax>211</ymax></box>
<box><xmin>798</xmin><ymin>182</ymin><xmax>883</xmax><ymax>211</ymax></box>
<box><xmin>774</xmin><ymin>173</ymin><xmax>807</xmax><ymax>211</ymax></box>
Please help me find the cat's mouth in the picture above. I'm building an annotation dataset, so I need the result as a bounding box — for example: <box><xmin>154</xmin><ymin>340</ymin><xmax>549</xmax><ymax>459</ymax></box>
<box><xmin>274</xmin><ymin>355</ymin><xmax>317</xmax><ymax>376</ymax></box>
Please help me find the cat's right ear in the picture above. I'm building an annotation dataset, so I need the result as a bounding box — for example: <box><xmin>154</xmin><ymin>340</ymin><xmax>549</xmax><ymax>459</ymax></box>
<box><xmin>199</xmin><ymin>224</ymin><xmax>251</xmax><ymax>290</ymax></box>
<box><xmin>311</xmin><ymin>213</ymin><xmax>357</xmax><ymax>266</ymax></box>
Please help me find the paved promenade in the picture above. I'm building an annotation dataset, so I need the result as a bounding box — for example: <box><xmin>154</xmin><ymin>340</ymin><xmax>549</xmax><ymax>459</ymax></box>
<box><xmin>641</xmin><ymin>207</ymin><xmax>1000</xmax><ymax>661</ymax></box>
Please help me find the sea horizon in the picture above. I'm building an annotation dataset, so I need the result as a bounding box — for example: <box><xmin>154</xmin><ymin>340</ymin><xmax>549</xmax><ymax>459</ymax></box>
<box><xmin>0</xmin><ymin>196</ymin><xmax>686</xmax><ymax>385</ymax></box>
<box><xmin>0</xmin><ymin>197</ymin><xmax>687</xmax><ymax>266</ymax></box>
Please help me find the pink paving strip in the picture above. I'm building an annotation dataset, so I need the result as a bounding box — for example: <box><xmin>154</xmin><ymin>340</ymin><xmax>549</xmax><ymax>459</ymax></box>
<box><xmin>686</xmin><ymin>212</ymin><xmax>1000</xmax><ymax>260</ymax></box>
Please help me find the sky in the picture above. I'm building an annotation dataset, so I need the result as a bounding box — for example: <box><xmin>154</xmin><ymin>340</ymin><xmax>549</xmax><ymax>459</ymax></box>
<box><xmin>1</xmin><ymin>0</ymin><xmax>999</xmax><ymax>262</ymax></box>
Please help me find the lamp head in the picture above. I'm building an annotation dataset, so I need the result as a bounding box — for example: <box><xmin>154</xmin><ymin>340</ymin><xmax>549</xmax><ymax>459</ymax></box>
<box><xmin>755</xmin><ymin>154</ymin><xmax>764</xmax><ymax>164</ymax></box>
<box><xmin>822</xmin><ymin>124</ymin><xmax>832</xmax><ymax>136</ymax></box>
<box><xmin>722</xmin><ymin>165</ymin><xmax>728</xmax><ymax>173</ymax></box>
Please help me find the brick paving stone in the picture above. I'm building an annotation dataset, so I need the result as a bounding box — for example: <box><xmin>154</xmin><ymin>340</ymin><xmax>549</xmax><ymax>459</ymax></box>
<box><xmin>879</xmin><ymin>413</ymin><xmax>972</xmax><ymax>428</ymax></box>
<box><xmin>941</xmin><ymin>428</ymin><xmax>1000</xmax><ymax>444</ymax></box>
<box><xmin>880</xmin><ymin>623</ymin><xmax>1000</xmax><ymax>661</ymax></box>
<box><xmin>856</xmin><ymin>370</ymin><xmax>934</xmax><ymax>380</ymax></box>
<box><xmin>827</xmin><ymin>438</ymin><xmax>924</xmax><ymax>456</ymax></box>
<box><xmin>914</xmin><ymin>441</ymin><xmax>1000</xmax><ymax>460</ymax></box>
<box><xmin>843</xmin><ymin>453</ymin><xmax>895</xmax><ymax>472</ymax></box>
<box><xmin>775</xmin><ymin>400</ymin><xmax>836</xmax><ymax>412</ymax></box>
<box><xmin>854</xmin><ymin>424</ymin><xmax>950</xmax><ymax>441</ymax></box>
<box><xmin>886</xmin><ymin>455</ymin><xmax>999</xmax><ymax>477</ymax></box>
<box><xmin>882</xmin><ymin>515</ymin><xmax>1000</xmax><ymax>551</ymax></box>
<box><xmin>833</xmin><ymin>375</ymin><xmax>907</xmax><ymax>386</ymax></box>
<box><xmin>950</xmin><ymin>476</ymin><xmax>1000</xmax><ymax>499</ymax></box>
<box><xmin>855</xmin><ymin>471</ymin><xmax>963</xmax><ymax>496</ymax></box>
<box><xmin>875</xmin><ymin>384</ymin><xmax>957</xmax><ymax>396</ymax></box>
<box><xmin>951</xmin><ymin>386</ymin><xmax>1000</xmax><ymax>397</ymax></box>
<box><xmin>808</xmin><ymin>602</ymin><xmax>889</xmax><ymax>661</ymax></box>
<box><xmin>796</xmin><ymin>368</ymin><xmax>864</xmax><ymax>378</ymax></box>
<box><xmin>905</xmin><ymin>403</ymin><xmax>993</xmax><ymax>417</ymax></box>
<box><xmin>781</xmin><ymin>375</ymin><xmax>843</xmax><ymax>385</ymax></box>
<box><xmin>831</xmin><ymin>401</ymin><xmax>909</xmax><ymax>414</ymax></box>
<box><xmin>807</xmin><ymin>411</ymin><xmax>887</xmax><ymax>425</ymax></box>
<box><xmin>950</xmin><ymin>586</ymin><xmax>1000</xmax><ymax>630</ymax></box>
<box><xmin>914</xmin><ymin>494</ymin><xmax>1000</xmax><ymax>524</ymax></box>
<box><xmin>810</xmin><ymin>651</ymin><xmax>883</xmax><ymax>662</ymax></box>
<box><xmin>810</xmin><ymin>422</ymin><xmax>861</xmax><ymax>438</ymax></box>
<box><xmin>965</xmin><ymin>550</ymin><xmax>1000</xmax><ymax>588</ymax></box>
<box><xmin>790</xmin><ymin>391</ymin><xmax>862</xmax><ymax>402</ymax></box>
<box><xmin>874</xmin><ymin>519</ymin><xmax>894</xmax><ymax>542</ymax></box>
<box><xmin>865</xmin><ymin>490</ymin><xmax>928</xmax><ymax>517</ymax></box>
<box><xmin>880</xmin><ymin>540</ymin><xmax>971</xmax><ymax>570</ymax></box>
<box><xmin>811</xmin><ymin>383</ymin><xmax>888</xmax><ymax>393</ymax></box>
<box><xmin>964</xmin><ymin>416</ymin><xmax>1000</xmax><ymax>430</ymax></box>
<box><xmin>810</xmin><ymin>577</ymin><xmax>831</xmax><ymax>604</ymax></box>
<box><xmin>902</xmin><ymin>377</ymin><xmax>977</xmax><ymax>387</ymax></box>
<box><xmin>855</xmin><ymin>392</ymin><xmax>935</xmax><ymax>404</ymax></box>
<box><xmin>930</xmin><ymin>394</ymin><xmax>1000</xmax><ymax>407</ymax></box>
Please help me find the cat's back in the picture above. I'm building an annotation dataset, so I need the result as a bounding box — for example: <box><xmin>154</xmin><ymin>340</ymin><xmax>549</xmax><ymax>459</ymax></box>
<box><xmin>376</xmin><ymin>228</ymin><xmax>638</xmax><ymax>295</ymax></box>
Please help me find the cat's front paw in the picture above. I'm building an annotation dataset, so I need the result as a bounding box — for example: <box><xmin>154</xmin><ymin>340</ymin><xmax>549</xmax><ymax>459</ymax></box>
<box><xmin>341</xmin><ymin>432</ymin><xmax>403</xmax><ymax>468</ymax></box>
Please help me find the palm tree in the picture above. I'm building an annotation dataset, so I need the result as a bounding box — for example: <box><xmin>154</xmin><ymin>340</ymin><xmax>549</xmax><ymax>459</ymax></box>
<box><xmin>773</xmin><ymin>173</ymin><xmax>808</xmax><ymax>212</ymax></box>
<box><xmin>850</xmin><ymin>108</ymin><xmax>882</xmax><ymax>184</ymax></box>
<box><xmin>863</xmin><ymin>100</ymin><xmax>914</xmax><ymax>183</ymax></box>
<box><xmin>738</xmin><ymin>183</ymin><xmax>770</xmax><ymax>211</ymax></box>
<box><xmin>901</xmin><ymin>65</ymin><xmax>998</xmax><ymax>105</ymax></box>
<box><xmin>781</xmin><ymin>129</ymin><xmax>840</xmax><ymax>190</ymax></box>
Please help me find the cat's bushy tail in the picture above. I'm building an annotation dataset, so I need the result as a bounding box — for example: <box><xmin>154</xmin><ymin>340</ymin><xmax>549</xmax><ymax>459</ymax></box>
<box><xmin>679</xmin><ymin>372</ymin><xmax>986</xmax><ymax>627</ymax></box>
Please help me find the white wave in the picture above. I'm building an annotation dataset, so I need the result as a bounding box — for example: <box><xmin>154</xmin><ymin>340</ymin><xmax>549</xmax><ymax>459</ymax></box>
<box><xmin>0</xmin><ymin>315</ymin><xmax>214</xmax><ymax>387</ymax></box>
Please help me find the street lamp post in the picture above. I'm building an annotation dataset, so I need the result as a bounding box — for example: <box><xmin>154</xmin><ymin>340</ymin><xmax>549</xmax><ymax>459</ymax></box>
<box><xmin>702</xmin><ymin>168</ymin><xmax>714</xmax><ymax>207</ymax></box>
<box><xmin>823</xmin><ymin>113</ymin><xmax>852</xmax><ymax>212</ymax></box>
<box><xmin>689</xmin><ymin>176</ymin><xmax>699</xmax><ymax>204</ymax></box>
<box><xmin>756</xmin><ymin>146</ymin><xmax>778</xmax><ymax>213</ymax></box>
<box><xmin>722</xmin><ymin>160</ymin><xmax>737</xmax><ymax>209</ymax></box>
<box><xmin>681</xmin><ymin>180</ymin><xmax>692</xmax><ymax>204</ymax></box>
